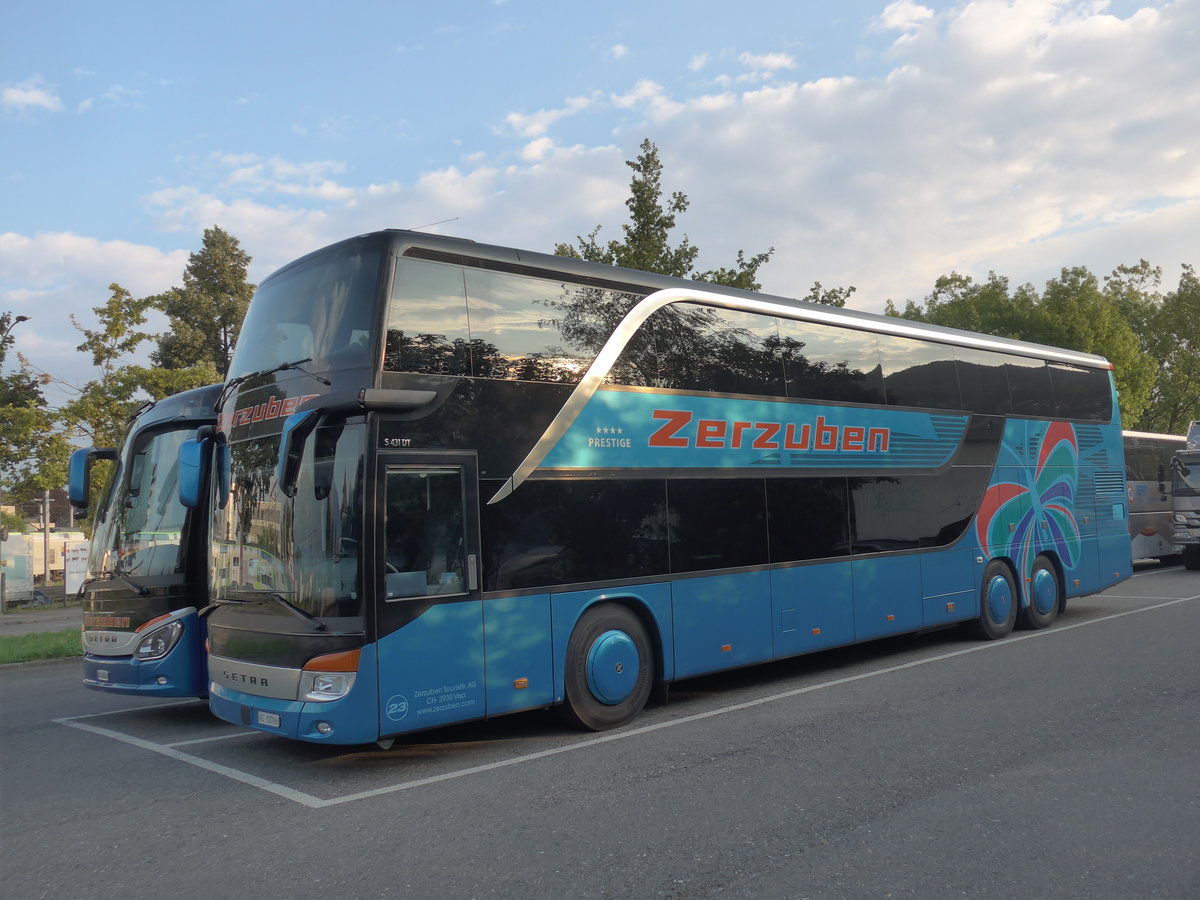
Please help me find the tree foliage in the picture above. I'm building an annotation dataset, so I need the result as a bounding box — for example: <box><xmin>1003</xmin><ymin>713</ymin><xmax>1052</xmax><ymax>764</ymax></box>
<box><xmin>555</xmin><ymin>138</ymin><xmax>775</xmax><ymax>290</ymax></box>
<box><xmin>0</xmin><ymin>312</ymin><xmax>70</xmax><ymax>503</ymax></box>
<box><xmin>151</xmin><ymin>225</ymin><xmax>254</xmax><ymax>378</ymax></box>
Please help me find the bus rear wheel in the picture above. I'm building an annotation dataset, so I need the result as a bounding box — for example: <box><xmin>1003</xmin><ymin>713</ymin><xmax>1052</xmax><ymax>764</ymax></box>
<box><xmin>558</xmin><ymin>603</ymin><xmax>653</xmax><ymax>732</ymax></box>
<box><xmin>1018</xmin><ymin>555</ymin><xmax>1060</xmax><ymax>630</ymax></box>
<box><xmin>968</xmin><ymin>560</ymin><xmax>1018</xmax><ymax>640</ymax></box>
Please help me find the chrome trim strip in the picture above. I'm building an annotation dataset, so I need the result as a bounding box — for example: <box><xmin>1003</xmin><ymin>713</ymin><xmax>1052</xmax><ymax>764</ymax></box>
<box><xmin>487</xmin><ymin>286</ymin><xmax>1112</xmax><ymax>504</ymax></box>
<box><xmin>208</xmin><ymin>654</ymin><xmax>303</xmax><ymax>701</ymax></box>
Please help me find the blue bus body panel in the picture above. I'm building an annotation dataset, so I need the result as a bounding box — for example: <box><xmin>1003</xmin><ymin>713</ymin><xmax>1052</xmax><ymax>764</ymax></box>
<box><xmin>484</xmin><ymin>594</ymin><xmax>554</xmax><ymax>714</ymax></box>
<box><xmin>770</xmin><ymin>562</ymin><xmax>854</xmax><ymax>655</ymax></box>
<box><xmin>852</xmin><ymin>555</ymin><xmax>924</xmax><ymax>641</ymax></box>
<box><xmin>671</xmin><ymin>571</ymin><xmax>772</xmax><ymax>679</ymax></box>
<box><xmin>209</xmin><ymin>644</ymin><xmax>381</xmax><ymax>745</ymax></box>
<box><xmin>81</xmin><ymin>611</ymin><xmax>206</xmax><ymax>697</ymax></box>
<box><xmin>921</xmin><ymin>549</ymin><xmax>980</xmax><ymax>624</ymax></box>
<box><xmin>376</xmin><ymin>600</ymin><xmax>485</xmax><ymax>733</ymax></box>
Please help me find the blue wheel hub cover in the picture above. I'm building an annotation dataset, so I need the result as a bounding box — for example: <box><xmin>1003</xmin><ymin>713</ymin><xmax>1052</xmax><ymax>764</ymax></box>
<box><xmin>986</xmin><ymin>574</ymin><xmax>1013</xmax><ymax>625</ymax></box>
<box><xmin>585</xmin><ymin>629</ymin><xmax>640</xmax><ymax>705</ymax></box>
<box><xmin>1032</xmin><ymin>568</ymin><xmax>1057</xmax><ymax>615</ymax></box>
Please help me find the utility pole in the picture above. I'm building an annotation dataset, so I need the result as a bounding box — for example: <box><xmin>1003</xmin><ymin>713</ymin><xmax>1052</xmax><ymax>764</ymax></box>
<box><xmin>42</xmin><ymin>489</ymin><xmax>50</xmax><ymax>588</ymax></box>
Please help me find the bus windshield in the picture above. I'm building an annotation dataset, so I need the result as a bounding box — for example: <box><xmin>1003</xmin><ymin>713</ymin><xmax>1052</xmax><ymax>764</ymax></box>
<box><xmin>1174</xmin><ymin>457</ymin><xmax>1200</xmax><ymax>496</ymax></box>
<box><xmin>213</xmin><ymin>422</ymin><xmax>366</xmax><ymax>623</ymax></box>
<box><xmin>90</xmin><ymin>426</ymin><xmax>194</xmax><ymax>579</ymax></box>
<box><xmin>227</xmin><ymin>240</ymin><xmax>382</xmax><ymax>380</ymax></box>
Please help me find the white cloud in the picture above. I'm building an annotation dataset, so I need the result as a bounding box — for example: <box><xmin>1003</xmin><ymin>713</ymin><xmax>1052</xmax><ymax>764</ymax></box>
<box><xmin>501</xmin><ymin>95</ymin><xmax>595</xmax><ymax>138</ymax></box>
<box><xmin>874</xmin><ymin>1</ymin><xmax>936</xmax><ymax>33</ymax></box>
<box><xmin>738</xmin><ymin>52</ymin><xmax>797</xmax><ymax>72</ymax></box>
<box><xmin>1</xmin><ymin>76</ymin><xmax>64</xmax><ymax>113</ymax></box>
<box><xmin>610</xmin><ymin>43</ymin><xmax>629</xmax><ymax>60</ymax></box>
<box><xmin>0</xmin><ymin>232</ymin><xmax>186</xmax><ymax>401</ymax></box>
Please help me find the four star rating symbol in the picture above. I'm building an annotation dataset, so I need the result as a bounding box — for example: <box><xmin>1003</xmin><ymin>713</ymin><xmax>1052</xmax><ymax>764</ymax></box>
<box><xmin>595</xmin><ymin>426</ymin><xmax>624</xmax><ymax>435</ymax></box>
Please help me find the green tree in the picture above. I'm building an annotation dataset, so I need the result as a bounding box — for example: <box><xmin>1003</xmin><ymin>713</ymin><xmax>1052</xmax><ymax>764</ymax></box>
<box><xmin>151</xmin><ymin>226</ymin><xmax>254</xmax><ymax>378</ymax></box>
<box><xmin>0</xmin><ymin>313</ymin><xmax>71</xmax><ymax>505</ymax></box>
<box><xmin>1136</xmin><ymin>264</ymin><xmax>1200</xmax><ymax>432</ymax></box>
<box><xmin>555</xmin><ymin>138</ymin><xmax>775</xmax><ymax>289</ymax></box>
<box><xmin>1034</xmin><ymin>266</ymin><xmax>1155</xmax><ymax>423</ymax></box>
<box><xmin>57</xmin><ymin>286</ymin><xmax>210</xmax><ymax>527</ymax></box>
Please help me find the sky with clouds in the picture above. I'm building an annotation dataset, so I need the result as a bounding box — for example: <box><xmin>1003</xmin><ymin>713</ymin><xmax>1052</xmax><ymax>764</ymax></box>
<box><xmin>2</xmin><ymin>0</ymin><xmax>1198</xmax><ymax>406</ymax></box>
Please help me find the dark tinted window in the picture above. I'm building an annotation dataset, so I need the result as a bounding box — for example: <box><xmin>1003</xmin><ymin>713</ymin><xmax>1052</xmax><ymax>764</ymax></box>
<box><xmin>465</xmin><ymin>268</ymin><xmax>593</xmax><ymax>382</ymax></box>
<box><xmin>480</xmin><ymin>479</ymin><xmax>668</xmax><ymax>590</ymax></box>
<box><xmin>1049</xmin><ymin>363</ymin><xmax>1112</xmax><ymax>421</ymax></box>
<box><xmin>849</xmin><ymin>469</ymin><xmax>988</xmax><ymax>552</ymax></box>
<box><xmin>766</xmin><ymin>477</ymin><xmax>851</xmax><ymax>561</ymax></box>
<box><xmin>1123</xmin><ymin>437</ymin><xmax>1180</xmax><ymax>482</ymax></box>
<box><xmin>631</xmin><ymin>305</ymin><xmax>785</xmax><ymax>396</ymax></box>
<box><xmin>954</xmin><ymin>347</ymin><xmax>1012</xmax><ymax>416</ymax></box>
<box><xmin>877</xmin><ymin>334</ymin><xmax>962</xmax><ymax>410</ymax></box>
<box><xmin>667</xmin><ymin>479</ymin><xmax>768</xmax><ymax>572</ymax></box>
<box><xmin>774</xmin><ymin>319</ymin><xmax>886</xmax><ymax>404</ymax></box>
<box><xmin>1007</xmin><ymin>357</ymin><xmax>1053</xmax><ymax>417</ymax></box>
<box><xmin>384</xmin><ymin>258</ymin><xmax>471</xmax><ymax>374</ymax></box>
<box><xmin>230</xmin><ymin>241</ymin><xmax>381</xmax><ymax>379</ymax></box>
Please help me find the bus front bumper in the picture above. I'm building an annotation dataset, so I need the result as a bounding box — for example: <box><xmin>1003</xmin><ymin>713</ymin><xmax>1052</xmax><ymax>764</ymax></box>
<box><xmin>82</xmin><ymin>648</ymin><xmax>206</xmax><ymax>697</ymax></box>
<box><xmin>209</xmin><ymin>680</ymin><xmax>380</xmax><ymax>746</ymax></box>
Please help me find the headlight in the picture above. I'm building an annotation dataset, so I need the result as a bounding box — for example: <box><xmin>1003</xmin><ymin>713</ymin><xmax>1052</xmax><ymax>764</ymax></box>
<box><xmin>134</xmin><ymin>620</ymin><xmax>184</xmax><ymax>661</ymax></box>
<box><xmin>301</xmin><ymin>671</ymin><xmax>356</xmax><ymax>701</ymax></box>
<box><xmin>300</xmin><ymin>648</ymin><xmax>360</xmax><ymax>702</ymax></box>
<box><xmin>1171</xmin><ymin>513</ymin><xmax>1188</xmax><ymax>525</ymax></box>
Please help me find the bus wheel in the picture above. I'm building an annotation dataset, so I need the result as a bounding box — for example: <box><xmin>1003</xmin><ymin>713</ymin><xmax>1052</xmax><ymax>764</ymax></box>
<box><xmin>1019</xmin><ymin>555</ymin><xmax>1060</xmax><ymax>630</ymax></box>
<box><xmin>1183</xmin><ymin>546</ymin><xmax>1200</xmax><ymax>571</ymax></box>
<box><xmin>558</xmin><ymin>604</ymin><xmax>652</xmax><ymax>732</ymax></box>
<box><xmin>969</xmin><ymin>560</ymin><xmax>1018</xmax><ymax>640</ymax></box>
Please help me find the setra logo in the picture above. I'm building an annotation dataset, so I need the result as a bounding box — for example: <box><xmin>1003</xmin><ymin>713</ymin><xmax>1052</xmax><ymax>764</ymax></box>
<box><xmin>222</xmin><ymin>670</ymin><xmax>269</xmax><ymax>688</ymax></box>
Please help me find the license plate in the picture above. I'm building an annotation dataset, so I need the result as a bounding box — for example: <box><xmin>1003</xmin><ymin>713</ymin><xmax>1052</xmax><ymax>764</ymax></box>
<box><xmin>256</xmin><ymin>711</ymin><xmax>281</xmax><ymax>728</ymax></box>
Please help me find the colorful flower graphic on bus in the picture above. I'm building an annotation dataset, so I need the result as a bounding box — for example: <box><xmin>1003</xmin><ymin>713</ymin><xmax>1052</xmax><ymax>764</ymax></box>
<box><xmin>975</xmin><ymin>422</ymin><xmax>1081</xmax><ymax>580</ymax></box>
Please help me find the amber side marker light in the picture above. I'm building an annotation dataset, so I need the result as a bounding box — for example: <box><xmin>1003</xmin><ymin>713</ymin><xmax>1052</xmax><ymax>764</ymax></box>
<box><xmin>135</xmin><ymin>613</ymin><xmax>172</xmax><ymax>633</ymax></box>
<box><xmin>303</xmin><ymin>648</ymin><xmax>361</xmax><ymax>672</ymax></box>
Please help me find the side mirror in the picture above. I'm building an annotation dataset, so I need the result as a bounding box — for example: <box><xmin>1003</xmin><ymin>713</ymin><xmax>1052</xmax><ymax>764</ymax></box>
<box><xmin>277</xmin><ymin>410</ymin><xmax>321</xmax><ymax>498</ymax></box>
<box><xmin>68</xmin><ymin>446</ymin><xmax>119</xmax><ymax>510</ymax></box>
<box><xmin>177</xmin><ymin>428</ymin><xmax>214</xmax><ymax>509</ymax></box>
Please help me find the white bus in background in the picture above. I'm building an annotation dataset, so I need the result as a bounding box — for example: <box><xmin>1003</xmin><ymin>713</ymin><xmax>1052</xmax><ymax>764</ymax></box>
<box><xmin>1123</xmin><ymin>430</ymin><xmax>1186</xmax><ymax>562</ymax></box>
<box><xmin>1170</xmin><ymin>421</ymin><xmax>1200</xmax><ymax>570</ymax></box>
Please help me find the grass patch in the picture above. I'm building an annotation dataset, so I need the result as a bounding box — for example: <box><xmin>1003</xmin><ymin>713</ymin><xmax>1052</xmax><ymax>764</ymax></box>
<box><xmin>0</xmin><ymin>629</ymin><xmax>81</xmax><ymax>665</ymax></box>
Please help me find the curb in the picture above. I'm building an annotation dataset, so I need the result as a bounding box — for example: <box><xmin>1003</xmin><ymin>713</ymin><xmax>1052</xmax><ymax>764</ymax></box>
<box><xmin>0</xmin><ymin>656</ymin><xmax>79</xmax><ymax>671</ymax></box>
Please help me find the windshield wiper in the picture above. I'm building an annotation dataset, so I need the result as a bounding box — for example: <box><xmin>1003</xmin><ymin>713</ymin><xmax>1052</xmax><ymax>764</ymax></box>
<box><xmin>214</xmin><ymin>357</ymin><xmax>332</xmax><ymax>412</ymax></box>
<box><xmin>84</xmin><ymin>574</ymin><xmax>149</xmax><ymax>597</ymax></box>
<box><xmin>261</xmin><ymin>592</ymin><xmax>327</xmax><ymax>631</ymax></box>
<box><xmin>198</xmin><ymin>597</ymin><xmax>256</xmax><ymax>617</ymax></box>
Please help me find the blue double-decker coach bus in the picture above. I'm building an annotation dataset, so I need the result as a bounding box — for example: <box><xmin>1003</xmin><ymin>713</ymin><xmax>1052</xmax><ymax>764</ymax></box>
<box><xmin>197</xmin><ymin>230</ymin><xmax>1131</xmax><ymax>745</ymax></box>
<box><xmin>69</xmin><ymin>383</ymin><xmax>220</xmax><ymax>697</ymax></box>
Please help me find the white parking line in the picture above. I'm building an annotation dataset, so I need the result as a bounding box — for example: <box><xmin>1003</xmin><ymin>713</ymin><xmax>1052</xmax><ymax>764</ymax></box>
<box><xmin>54</xmin><ymin>593</ymin><xmax>1199</xmax><ymax>809</ymax></box>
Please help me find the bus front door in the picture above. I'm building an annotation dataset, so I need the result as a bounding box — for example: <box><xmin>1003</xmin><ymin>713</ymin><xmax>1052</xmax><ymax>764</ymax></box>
<box><xmin>374</xmin><ymin>453</ymin><xmax>484</xmax><ymax>735</ymax></box>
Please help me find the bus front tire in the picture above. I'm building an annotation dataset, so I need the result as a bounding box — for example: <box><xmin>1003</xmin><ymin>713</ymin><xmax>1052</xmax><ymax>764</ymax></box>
<box><xmin>969</xmin><ymin>560</ymin><xmax>1018</xmax><ymax>640</ymax></box>
<box><xmin>1183</xmin><ymin>546</ymin><xmax>1200</xmax><ymax>571</ymax></box>
<box><xmin>558</xmin><ymin>603</ymin><xmax>653</xmax><ymax>732</ymax></box>
<box><xmin>1018</xmin><ymin>555</ymin><xmax>1060</xmax><ymax>630</ymax></box>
